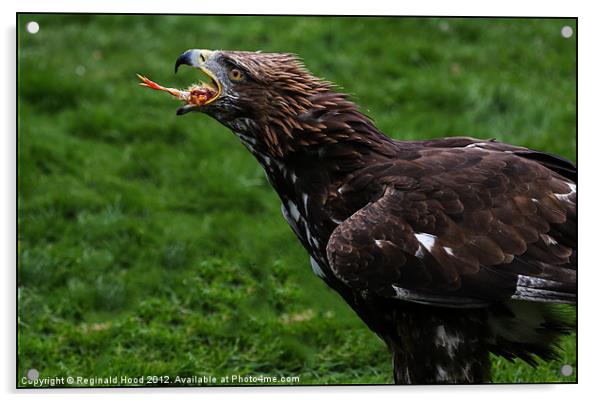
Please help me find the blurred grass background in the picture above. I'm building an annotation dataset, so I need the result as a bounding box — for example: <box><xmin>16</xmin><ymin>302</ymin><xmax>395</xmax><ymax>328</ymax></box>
<box><xmin>17</xmin><ymin>14</ymin><xmax>576</xmax><ymax>386</ymax></box>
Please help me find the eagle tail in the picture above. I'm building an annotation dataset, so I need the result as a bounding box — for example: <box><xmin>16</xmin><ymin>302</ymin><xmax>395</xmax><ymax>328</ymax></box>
<box><xmin>487</xmin><ymin>301</ymin><xmax>575</xmax><ymax>366</ymax></box>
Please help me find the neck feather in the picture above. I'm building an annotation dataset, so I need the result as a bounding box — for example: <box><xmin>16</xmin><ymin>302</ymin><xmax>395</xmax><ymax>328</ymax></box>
<box><xmin>228</xmin><ymin>91</ymin><xmax>396</xmax><ymax>162</ymax></box>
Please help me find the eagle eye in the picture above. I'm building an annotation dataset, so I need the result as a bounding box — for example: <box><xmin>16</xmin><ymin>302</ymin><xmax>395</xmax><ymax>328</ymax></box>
<box><xmin>228</xmin><ymin>68</ymin><xmax>243</xmax><ymax>82</ymax></box>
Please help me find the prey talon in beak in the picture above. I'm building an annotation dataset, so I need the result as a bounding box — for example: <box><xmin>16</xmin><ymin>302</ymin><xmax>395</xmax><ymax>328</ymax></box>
<box><xmin>138</xmin><ymin>49</ymin><xmax>221</xmax><ymax>115</ymax></box>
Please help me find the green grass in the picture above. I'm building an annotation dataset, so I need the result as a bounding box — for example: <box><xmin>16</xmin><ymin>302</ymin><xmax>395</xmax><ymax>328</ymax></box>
<box><xmin>17</xmin><ymin>14</ymin><xmax>576</xmax><ymax>386</ymax></box>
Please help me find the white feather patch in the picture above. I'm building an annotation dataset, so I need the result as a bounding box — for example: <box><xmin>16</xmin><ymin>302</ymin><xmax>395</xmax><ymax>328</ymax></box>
<box><xmin>310</xmin><ymin>256</ymin><xmax>326</xmax><ymax>278</ymax></box>
<box><xmin>375</xmin><ymin>239</ymin><xmax>387</xmax><ymax>248</ymax></box>
<box><xmin>435</xmin><ymin>365</ymin><xmax>451</xmax><ymax>381</ymax></box>
<box><xmin>465</xmin><ymin>142</ymin><xmax>489</xmax><ymax>149</ymax></box>
<box><xmin>414</xmin><ymin>246</ymin><xmax>425</xmax><ymax>258</ymax></box>
<box><xmin>540</xmin><ymin>234</ymin><xmax>558</xmax><ymax>246</ymax></box>
<box><xmin>554</xmin><ymin>182</ymin><xmax>576</xmax><ymax>203</ymax></box>
<box><xmin>286</xmin><ymin>200</ymin><xmax>300</xmax><ymax>221</ymax></box>
<box><xmin>434</xmin><ymin>324</ymin><xmax>462</xmax><ymax>357</ymax></box>
<box><xmin>302</xmin><ymin>193</ymin><xmax>309</xmax><ymax>213</ymax></box>
<box><xmin>415</xmin><ymin>233</ymin><xmax>437</xmax><ymax>252</ymax></box>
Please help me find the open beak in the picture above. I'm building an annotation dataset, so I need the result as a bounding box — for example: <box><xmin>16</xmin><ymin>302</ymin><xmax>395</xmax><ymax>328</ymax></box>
<box><xmin>174</xmin><ymin>49</ymin><xmax>222</xmax><ymax>114</ymax></box>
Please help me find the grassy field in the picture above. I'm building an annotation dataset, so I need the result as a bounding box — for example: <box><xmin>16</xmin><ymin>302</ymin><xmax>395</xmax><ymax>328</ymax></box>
<box><xmin>17</xmin><ymin>15</ymin><xmax>576</xmax><ymax>386</ymax></box>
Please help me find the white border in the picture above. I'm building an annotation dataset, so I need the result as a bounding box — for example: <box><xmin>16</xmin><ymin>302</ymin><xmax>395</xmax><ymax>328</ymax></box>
<box><xmin>3</xmin><ymin>1</ymin><xmax>600</xmax><ymax>401</ymax></box>
<box><xmin>1</xmin><ymin>0</ymin><xmax>583</xmax><ymax>16</ymax></box>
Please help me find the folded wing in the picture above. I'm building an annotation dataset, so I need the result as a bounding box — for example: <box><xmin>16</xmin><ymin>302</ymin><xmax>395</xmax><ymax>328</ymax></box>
<box><xmin>326</xmin><ymin>145</ymin><xmax>576</xmax><ymax>307</ymax></box>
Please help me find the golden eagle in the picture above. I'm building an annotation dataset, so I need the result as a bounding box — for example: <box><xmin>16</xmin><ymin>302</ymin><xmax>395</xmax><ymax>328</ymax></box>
<box><xmin>139</xmin><ymin>49</ymin><xmax>576</xmax><ymax>384</ymax></box>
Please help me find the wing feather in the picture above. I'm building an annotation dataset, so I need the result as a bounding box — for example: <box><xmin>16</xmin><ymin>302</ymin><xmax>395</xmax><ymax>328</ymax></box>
<box><xmin>326</xmin><ymin>145</ymin><xmax>576</xmax><ymax>307</ymax></box>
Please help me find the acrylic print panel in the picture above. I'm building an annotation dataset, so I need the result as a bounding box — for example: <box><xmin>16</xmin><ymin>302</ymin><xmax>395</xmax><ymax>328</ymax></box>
<box><xmin>17</xmin><ymin>14</ymin><xmax>576</xmax><ymax>387</ymax></box>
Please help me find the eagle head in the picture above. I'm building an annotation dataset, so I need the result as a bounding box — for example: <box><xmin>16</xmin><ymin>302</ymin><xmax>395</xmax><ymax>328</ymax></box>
<box><xmin>173</xmin><ymin>49</ymin><xmax>346</xmax><ymax>157</ymax></box>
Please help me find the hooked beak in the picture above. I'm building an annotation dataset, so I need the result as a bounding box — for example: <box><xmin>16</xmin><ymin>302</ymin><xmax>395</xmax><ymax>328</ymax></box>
<box><xmin>174</xmin><ymin>49</ymin><xmax>222</xmax><ymax>115</ymax></box>
<box><xmin>175</xmin><ymin>49</ymin><xmax>205</xmax><ymax>73</ymax></box>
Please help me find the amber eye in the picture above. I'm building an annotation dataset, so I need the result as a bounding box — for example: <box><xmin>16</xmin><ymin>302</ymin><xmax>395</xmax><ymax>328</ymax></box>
<box><xmin>228</xmin><ymin>68</ymin><xmax>243</xmax><ymax>82</ymax></box>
